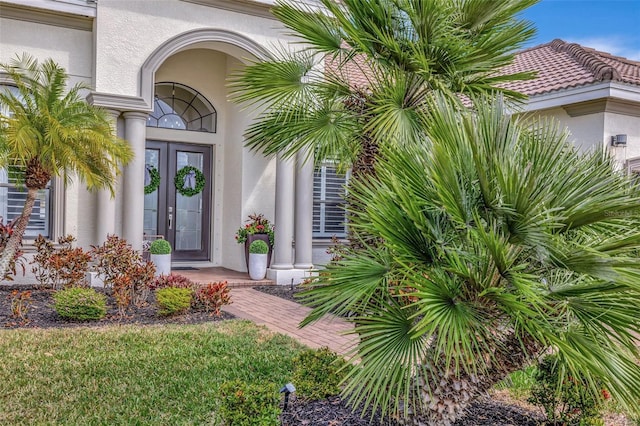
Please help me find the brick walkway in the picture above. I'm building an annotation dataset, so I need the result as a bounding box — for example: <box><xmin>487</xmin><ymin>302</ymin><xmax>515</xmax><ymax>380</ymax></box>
<box><xmin>223</xmin><ymin>287</ymin><xmax>356</xmax><ymax>355</ymax></box>
<box><xmin>179</xmin><ymin>268</ymin><xmax>356</xmax><ymax>354</ymax></box>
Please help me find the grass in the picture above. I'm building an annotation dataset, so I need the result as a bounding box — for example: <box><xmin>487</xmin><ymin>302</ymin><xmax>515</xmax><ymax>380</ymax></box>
<box><xmin>0</xmin><ymin>320</ymin><xmax>305</xmax><ymax>425</ymax></box>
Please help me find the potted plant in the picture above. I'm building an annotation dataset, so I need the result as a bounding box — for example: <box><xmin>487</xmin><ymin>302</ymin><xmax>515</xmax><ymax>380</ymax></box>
<box><xmin>248</xmin><ymin>239</ymin><xmax>269</xmax><ymax>280</ymax></box>
<box><xmin>149</xmin><ymin>239</ymin><xmax>172</xmax><ymax>276</ymax></box>
<box><xmin>235</xmin><ymin>213</ymin><xmax>275</xmax><ymax>270</ymax></box>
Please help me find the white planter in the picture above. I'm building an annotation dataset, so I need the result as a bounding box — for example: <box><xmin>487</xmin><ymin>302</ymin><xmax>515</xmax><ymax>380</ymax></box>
<box><xmin>249</xmin><ymin>253</ymin><xmax>268</xmax><ymax>280</ymax></box>
<box><xmin>151</xmin><ymin>253</ymin><xmax>172</xmax><ymax>276</ymax></box>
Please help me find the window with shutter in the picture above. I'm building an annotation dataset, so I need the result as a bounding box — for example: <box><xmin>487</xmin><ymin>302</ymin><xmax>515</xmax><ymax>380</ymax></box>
<box><xmin>0</xmin><ymin>85</ymin><xmax>53</xmax><ymax>238</ymax></box>
<box><xmin>313</xmin><ymin>164</ymin><xmax>349</xmax><ymax>238</ymax></box>
<box><xmin>0</xmin><ymin>169</ymin><xmax>52</xmax><ymax>238</ymax></box>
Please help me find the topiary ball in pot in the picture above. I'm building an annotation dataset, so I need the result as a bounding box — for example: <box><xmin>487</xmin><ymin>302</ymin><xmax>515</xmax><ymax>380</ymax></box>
<box><xmin>248</xmin><ymin>240</ymin><xmax>269</xmax><ymax>280</ymax></box>
<box><xmin>149</xmin><ymin>239</ymin><xmax>172</xmax><ymax>255</ymax></box>
<box><xmin>149</xmin><ymin>239</ymin><xmax>172</xmax><ymax>276</ymax></box>
<box><xmin>249</xmin><ymin>239</ymin><xmax>269</xmax><ymax>254</ymax></box>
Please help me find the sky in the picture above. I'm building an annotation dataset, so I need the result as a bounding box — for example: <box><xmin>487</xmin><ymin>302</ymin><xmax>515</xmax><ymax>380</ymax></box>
<box><xmin>519</xmin><ymin>0</ymin><xmax>640</xmax><ymax>60</ymax></box>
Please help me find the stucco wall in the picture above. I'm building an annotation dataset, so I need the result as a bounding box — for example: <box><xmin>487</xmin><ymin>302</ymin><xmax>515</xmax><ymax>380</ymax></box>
<box><xmin>530</xmin><ymin>105</ymin><xmax>640</xmax><ymax>168</ymax></box>
<box><xmin>535</xmin><ymin>107</ymin><xmax>606</xmax><ymax>152</ymax></box>
<box><xmin>93</xmin><ymin>0</ymin><xmax>286</xmax><ymax>97</ymax></box>
<box><xmin>604</xmin><ymin>111</ymin><xmax>640</xmax><ymax>165</ymax></box>
<box><xmin>0</xmin><ymin>17</ymin><xmax>92</xmax><ymax>86</ymax></box>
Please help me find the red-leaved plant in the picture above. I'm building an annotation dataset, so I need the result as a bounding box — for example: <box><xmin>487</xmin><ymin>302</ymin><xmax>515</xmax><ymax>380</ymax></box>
<box><xmin>92</xmin><ymin>235</ymin><xmax>156</xmax><ymax>314</ymax></box>
<box><xmin>148</xmin><ymin>273</ymin><xmax>194</xmax><ymax>291</ymax></box>
<box><xmin>31</xmin><ymin>235</ymin><xmax>92</xmax><ymax>289</ymax></box>
<box><xmin>8</xmin><ymin>289</ymin><xmax>31</xmax><ymax>322</ymax></box>
<box><xmin>195</xmin><ymin>281</ymin><xmax>231</xmax><ymax>316</ymax></box>
<box><xmin>149</xmin><ymin>274</ymin><xmax>231</xmax><ymax>316</ymax></box>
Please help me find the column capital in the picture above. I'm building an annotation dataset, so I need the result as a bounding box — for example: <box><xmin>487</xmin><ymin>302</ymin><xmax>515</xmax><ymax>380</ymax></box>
<box><xmin>123</xmin><ymin>111</ymin><xmax>150</xmax><ymax>121</ymax></box>
<box><xmin>105</xmin><ymin>109</ymin><xmax>121</xmax><ymax>120</ymax></box>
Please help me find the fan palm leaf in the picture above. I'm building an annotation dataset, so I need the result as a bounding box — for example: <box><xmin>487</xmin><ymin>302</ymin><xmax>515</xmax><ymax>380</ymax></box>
<box><xmin>300</xmin><ymin>96</ymin><xmax>640</xmax><ymax>424</ymax></box>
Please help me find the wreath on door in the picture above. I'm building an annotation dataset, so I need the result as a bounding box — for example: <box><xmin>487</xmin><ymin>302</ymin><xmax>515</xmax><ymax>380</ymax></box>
<box><xmin>144</xmin><ymin>165</ymin><xmax>161</xmax><ymax>194</ymax></box>
<box><xmin>175</xmin><ymin>165</ymin><xmax>205</xmax><ymax>197</ymax></box>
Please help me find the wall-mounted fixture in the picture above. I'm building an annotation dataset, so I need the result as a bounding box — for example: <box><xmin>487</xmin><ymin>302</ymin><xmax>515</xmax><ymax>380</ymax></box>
<box><xmin>612</xmin><ymin>134</ymin><xmax>628</xmax><ymax>146</ymax></box>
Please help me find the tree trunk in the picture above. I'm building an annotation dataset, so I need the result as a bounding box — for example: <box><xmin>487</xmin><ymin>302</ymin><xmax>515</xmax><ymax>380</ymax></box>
<box><xmin>0</xmin><ymin>187</ymin><xmax>38</xmax><ymax>280</ymax></box>
<box><xmin>398</xmin><ymin>332</ymin><xmax>542</xmax><ymax>426</ymax></box>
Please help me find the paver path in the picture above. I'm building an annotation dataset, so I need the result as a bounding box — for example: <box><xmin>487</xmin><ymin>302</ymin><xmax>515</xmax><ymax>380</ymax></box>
<box><xmin>224</xmin><ymin>287</ymin><xmax>356</xmax><ymax>355</ymax></box>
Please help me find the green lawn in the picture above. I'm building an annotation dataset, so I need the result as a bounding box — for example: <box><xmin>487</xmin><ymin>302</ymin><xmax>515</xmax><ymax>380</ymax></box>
<box><xmin>0</xmin><ymin>321</ymin><xmax>305</xmax><ymax>425</ymax></box>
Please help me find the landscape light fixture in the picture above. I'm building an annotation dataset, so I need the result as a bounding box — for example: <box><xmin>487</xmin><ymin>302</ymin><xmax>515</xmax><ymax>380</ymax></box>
<box><xmin>280</xmin><ymin>382</ymin><xmax>296</xmax><ymax>411</ymax></box>
<box><xmin>612</xmin><ymin>134</ymin><xmax>627</xmax><ymax>147</ymax></box>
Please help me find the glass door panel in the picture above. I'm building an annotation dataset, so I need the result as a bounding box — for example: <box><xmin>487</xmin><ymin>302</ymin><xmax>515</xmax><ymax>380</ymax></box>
<box><xmin>143</xmin><ymin>146</ymin><xmax>163</xmax><ymax>236</ymax></box>
<box><xmin>174</xmin><ymin>151</ymin><xmax>203</xmax><ymax>251</ymax></box>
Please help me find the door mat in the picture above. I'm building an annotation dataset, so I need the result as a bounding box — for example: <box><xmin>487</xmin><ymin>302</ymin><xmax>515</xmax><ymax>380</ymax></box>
<box><xmin>171</xmin><ymin>267</ymin><xmax>199</xmax><ymax>271</ymax></box>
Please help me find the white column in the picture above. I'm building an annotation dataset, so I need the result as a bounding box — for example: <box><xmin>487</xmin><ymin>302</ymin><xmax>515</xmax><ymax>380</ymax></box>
<box><xmin>95</xmin><ymin>109</ymin><xmax>120</xmax><ymax>244</ymax></box>
<box><xmin>122</xmin><ymin>111</ymin><xmax>148</xmax><ymax>251</ymax></box>
<box><xmin>270</xmin><ymin>152</ymin><xmax>295</xmax><ymax>270</ymax></box>
<box><xmin>294</xmin><ymin>149</ymin><xmax>314</xmax><ymax>269</ymax></box>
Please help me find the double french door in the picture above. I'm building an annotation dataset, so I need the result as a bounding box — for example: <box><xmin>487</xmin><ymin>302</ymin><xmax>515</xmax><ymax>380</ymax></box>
<box><xmin>144</xmin><ymin>141</ymin><xmax>212</xmax><ymax>261</ymax></box>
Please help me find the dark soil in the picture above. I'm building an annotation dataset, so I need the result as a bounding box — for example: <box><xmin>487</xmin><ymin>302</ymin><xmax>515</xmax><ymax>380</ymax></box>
<box><xmin>254</xmin><ymin>284</ymin><xmax>303</xmax><ymax>304</ymax></box>
<box><xmin>0</xmin><ymin>284</ymin><xmax>233</xmax><ymax>329</ymax></box>
<box><xmin>260</xmin><ymin>285</ymin><xmax>545</xmax><ymax>426</ymax></box>
<box><xmin>280</xmin><ymin>395</ymin><xmax>543</xmax><ymax>426</ymax></box>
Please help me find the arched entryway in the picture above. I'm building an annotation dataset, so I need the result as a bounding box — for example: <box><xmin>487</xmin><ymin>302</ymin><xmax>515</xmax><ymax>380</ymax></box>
<box><xmin>139</xmin><ymin>34</ymin><xmax>275</xmax><ymax>269</ymax></box>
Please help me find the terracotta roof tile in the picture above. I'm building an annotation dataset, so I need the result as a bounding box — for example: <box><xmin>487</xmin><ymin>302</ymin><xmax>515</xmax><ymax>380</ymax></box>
<box><xmin>501</xmin><ymin>39</ymin><xmax>640</xmax><ymax>96</ymax></box>
<box><xmin>325</xmin><ymin>39</ymin><xmax>640</xmax><ymax>97</ymax></box>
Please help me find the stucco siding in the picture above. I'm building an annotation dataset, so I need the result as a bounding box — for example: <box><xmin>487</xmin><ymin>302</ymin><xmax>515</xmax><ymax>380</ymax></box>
<box><xmin>0</xmin><ymin>16</ymin><xmax>92</xmax><ymax>86</ymax></box>
<box><xmin>93</xmin><ymin>0</ymin><xmax>288</xmax><ymax>97</ymax></box>
<box><xmin>536</xmin><ymin>107</ymin><xmax>606</xmax><ymax>152</ymax></box>
<box><xmin>604</xmin><ymin>110</ymin><xmax>640</xmax><ymax>164</ymax></box>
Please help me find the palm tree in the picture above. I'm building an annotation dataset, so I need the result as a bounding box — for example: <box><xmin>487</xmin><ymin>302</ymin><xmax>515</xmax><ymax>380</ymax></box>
<box><xmin>299</xmin><ymin>96</ymin><xmax>640</xmax><ymax>424</ymax></box>
<box><xmin>0</xmin><ymin>54</ymin><xmax>133</xmax><ymax>280</ymax></box>
<box><xmin>230</xmin><ymin>0</ymin><xmax>537</xmax><ymax>176</ymax></box>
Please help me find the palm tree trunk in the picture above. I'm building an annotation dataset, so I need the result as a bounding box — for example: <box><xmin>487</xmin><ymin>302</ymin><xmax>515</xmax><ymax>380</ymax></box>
<box><xmin>399</xmin><ymin>332</ymin><xmax>542</xmax><ymax>426</ymax></box>
<box><xmin>0</xmin><ymin>188</ymin><xmax>38</xmax><ymax>280</ymax></box>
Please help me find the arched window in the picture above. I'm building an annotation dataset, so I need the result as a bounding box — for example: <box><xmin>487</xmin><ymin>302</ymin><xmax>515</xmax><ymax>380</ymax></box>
<box><xmin>147</xmin><ymin>82</ymin><xmax>217</xmax><ymax>132</ymax></box>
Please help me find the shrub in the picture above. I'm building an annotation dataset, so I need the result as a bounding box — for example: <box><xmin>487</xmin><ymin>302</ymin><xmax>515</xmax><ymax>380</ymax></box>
<box><xmin>249</xmin><ymin>239</ymin><xmax>269</xmax><ymax>254</ymax></box>
<box><xmin>148</xmin><ymin>273</ymin><xmax>194</xmax><ymax>291</ymax></box>
<box><xmin>92</xmin><ymin>235</ymin><xmax>156</xmax><ymax>313</ymax></box>
<box><xmin>156</xmin><ymin>287</ymin><xmax>192</xmax><ymax>316</ymax></box>
<box><xmin>218</xmin><ymin>380</ymin><xmax>279</xmax><ymax>426</ymax></box>
<box><xmin>53</xmin><ymin>287</ymin><xmax>107</xmax><ymax>321</ymax></box>
<box><xmin>528</xmin><ymin>355</ymin><xmax>608</xmax><ymax>426</ymax></box>
<box><xmin>291</xmin><ymin>347</ymin><xmax>346</xmax><ymax>400</ymax></box>
<box><xmin>32</xmin><ymin>235</ymin><xmax>91</xmax><ymax>289</ymax></box>
<box><xmin>194</xmin><ymin>281</ymin><xmax>231</xmax><ymax>316</ymax></box>
<box><xmin>149</xmin><ymin>239</ymin><xmax>171</xmax><ymax>255</ymax></box>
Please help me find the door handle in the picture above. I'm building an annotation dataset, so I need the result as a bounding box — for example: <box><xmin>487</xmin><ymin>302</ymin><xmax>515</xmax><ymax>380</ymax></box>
<box><xmin>168</xmin><ymin>213</ymin><xmax>173</xmax><ymax>230</ymax></box>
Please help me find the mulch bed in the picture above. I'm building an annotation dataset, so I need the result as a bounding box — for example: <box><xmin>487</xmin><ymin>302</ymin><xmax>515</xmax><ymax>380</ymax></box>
<box><xmin>254</xmin><ymin>284</ymin><xmax>303</xmax><ymax>304</ymax></box>
<box><xmin>280</xmin><ymin>395</ymin><xmax>543</xmax><ymax>426</ymax></box>
<box><xmin>0</xmin><ymin>284</ymin><xmax>233</xmax><ymax>329</ymax></box>
<box><xmin>259</xmin><ymin>284</ymin><xmax>545</xmax><ymax>426</ymax></box>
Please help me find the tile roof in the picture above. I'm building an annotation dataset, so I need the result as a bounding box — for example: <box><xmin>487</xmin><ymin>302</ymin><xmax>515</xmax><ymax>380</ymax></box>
<box><xmin>501</xmin><ymin>39</ymin><xmax>640</xmax><ymax>96</ymax></box>
<box><xmin>325</xmin><ymin>39</ymin><xmax>640</xmax><ymax>97</ymax></box>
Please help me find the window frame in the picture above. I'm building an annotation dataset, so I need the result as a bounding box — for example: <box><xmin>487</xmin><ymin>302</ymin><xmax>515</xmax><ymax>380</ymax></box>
<box><xmin>313</xmin><ymin>163</ymin><xmax>350</xmax><ymax>239</ymax></box>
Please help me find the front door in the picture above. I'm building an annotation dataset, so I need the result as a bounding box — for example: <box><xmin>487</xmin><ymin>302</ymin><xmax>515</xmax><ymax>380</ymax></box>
<box><xmin>144</xmin><ymin>141</ymin><xmax>212</xmax><ymax>261</ymax></box>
